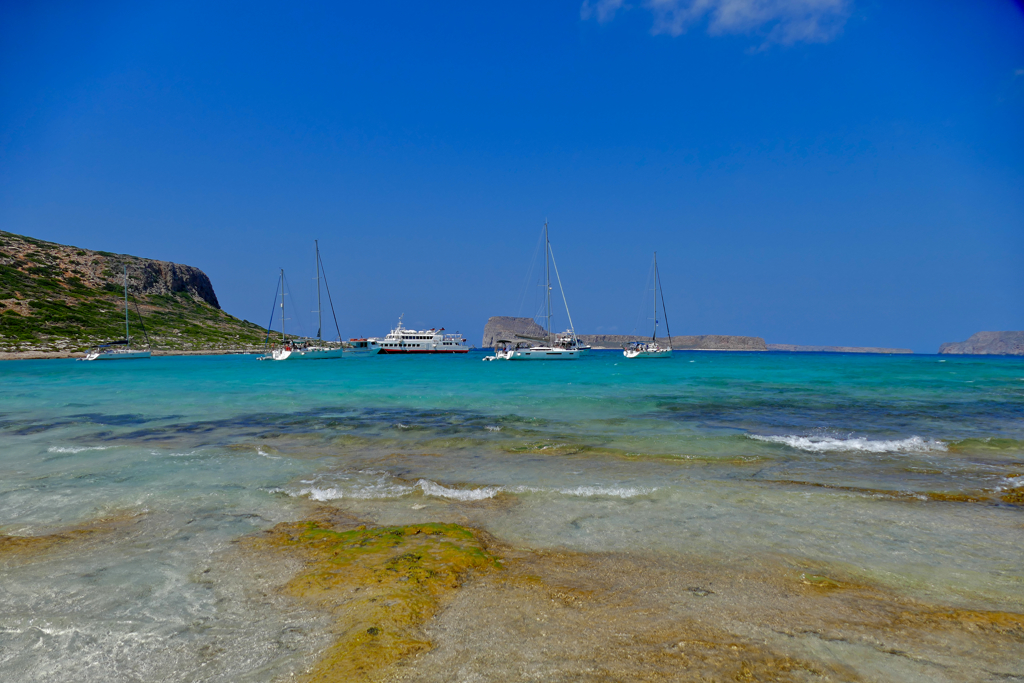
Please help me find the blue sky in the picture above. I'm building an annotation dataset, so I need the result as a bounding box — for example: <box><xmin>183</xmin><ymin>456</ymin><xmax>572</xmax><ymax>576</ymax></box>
<box><xmin>1</xmin><ymin>0</ymin><xmax>1022</xmax><ymax>352</ymax></box>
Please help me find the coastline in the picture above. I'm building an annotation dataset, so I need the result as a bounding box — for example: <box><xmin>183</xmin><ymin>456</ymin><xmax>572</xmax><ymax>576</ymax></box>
<box><xmin>0</xmin><ymin>348</ymin><xmax>260</xmax><ymax>361</ymax></box>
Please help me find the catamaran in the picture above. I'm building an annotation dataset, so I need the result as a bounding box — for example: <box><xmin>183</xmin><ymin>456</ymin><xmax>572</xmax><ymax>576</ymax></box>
<box><xmin>623</xmin><ymin>252</ymin><xmax>672</xmax><ymax>359</ymax></box>
<box><xmin>486</xmin><ymin>222</ymin><xmax>580</xmax><ymax>361</ymax></box>
<box><xmin>82</xmin><ymin>266</ymin><xmax>151</xmax><ymax>361</ymax></box>
<box><xmin>260</xmin><ymin>241</ymin><xmax>344</xmax><ymax>361</ymax></box>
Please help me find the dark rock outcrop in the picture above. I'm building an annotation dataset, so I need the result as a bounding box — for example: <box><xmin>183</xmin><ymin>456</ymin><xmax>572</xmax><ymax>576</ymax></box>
<box><xmin>481</xmin><ymin>317</ymin><xmax>549</xmax><ymax>347</ymax></box>
<box><xmin>768</xmin><ymin>344</ymin><xmax>912</xmax><ymax>354</ymax></box>
<box><xmin>938</xmin><ymin>331</ymin><xmax>1024</xmax><ymax>356</ymax></box>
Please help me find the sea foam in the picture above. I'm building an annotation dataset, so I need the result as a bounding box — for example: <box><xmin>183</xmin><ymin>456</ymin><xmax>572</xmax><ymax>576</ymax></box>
<box><xmin>46</xmin><ymin>445</ymin><xmax>112</xmax><ymax>454</ymax></box>
<box><xmin>748</xmin><ymin>434</ymin><xmax>947</xmax><ymax>454</ymax></box>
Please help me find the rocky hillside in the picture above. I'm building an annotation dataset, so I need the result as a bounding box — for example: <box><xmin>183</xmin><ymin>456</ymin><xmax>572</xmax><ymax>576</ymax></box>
<box><xmin>480</xmin><ymin>316</ymin><xmax>767</xmax><ymax>350</ymax></box>
<box><xmin>768</xmin><ymin>344</ymin><xmax>913</xmax><ymax>354</ymax></box>
<box><xmin>0</xmin><ymin>231</ymin><xmax>268</xmax><ymax>352</ymax></box>
<box><xmin>938</xmin><ymin>331</ymin><xmax>1024</xmax><ymax>356</ymax></box>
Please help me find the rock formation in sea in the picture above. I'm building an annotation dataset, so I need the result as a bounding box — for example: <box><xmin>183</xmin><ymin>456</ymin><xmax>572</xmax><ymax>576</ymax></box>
<box><xmin>767</xmin><ymin>344</ymin><xmax>913</xmax><ymax>354</ymax></box>
<box><xmin>480</xmin><ymin>316</ymin><xmax>549</xmax><ymax>347</ymax></box>
<box><xmin>938</xmin><ymin>331</ymin><xmax>1024</xmax><ymax>356</ymax></box>
<box><xmin>0</xmin><ymin>230</ymin><xmax>268</xmax><ymax>354</ymax></box>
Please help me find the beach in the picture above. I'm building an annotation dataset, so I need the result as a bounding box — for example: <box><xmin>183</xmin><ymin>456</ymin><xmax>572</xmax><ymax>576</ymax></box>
<box><xmin>1</xmin><ymin>351</ymin><xmax>1022</xmax><ymax>681</ymax></box>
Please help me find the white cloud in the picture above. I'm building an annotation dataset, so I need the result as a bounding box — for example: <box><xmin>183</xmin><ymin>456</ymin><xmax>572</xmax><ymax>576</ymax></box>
<box><xmin>585</xmin><ymin>0</ymin><xmax>851</xmax><ymax>47</ymax></box>
<box><xmin>581</xmin><ymin>0</ymin><xmax>627</xmax><ymax>23</ymax></box>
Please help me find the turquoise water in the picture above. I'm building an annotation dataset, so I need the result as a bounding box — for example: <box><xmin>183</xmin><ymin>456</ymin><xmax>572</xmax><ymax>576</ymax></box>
<box><xmin>2</xmin><ymin>351</ymin><xmax>1023</xmax><ymax>680</ymax></box>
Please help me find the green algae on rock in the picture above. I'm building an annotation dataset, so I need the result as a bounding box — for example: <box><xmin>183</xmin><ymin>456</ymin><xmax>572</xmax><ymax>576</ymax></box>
<box><xmin>245</xmin><ymin>521</ymin><xmax>501</xmax><ymax>683</ymax></box>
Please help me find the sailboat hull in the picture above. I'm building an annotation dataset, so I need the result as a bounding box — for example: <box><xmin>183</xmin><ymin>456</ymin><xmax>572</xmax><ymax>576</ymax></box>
<box><xmin>84</xmin><ymin>350</ymin><xmax>151</xmax><ymax>361</ymax></box>
<box><xmin>508</xmin><ymin>347</ymin><xmax>579</xmax><ymax>360</ymax></box>
<box><xmin>260</xmin><ymin>347</ymin><xmax>344</xmax><ymax>361</ymax></box>
<box><xmin>623</xmin><ymin>348</ymin><xmax>672</xmax><ymax>359</ymax></box>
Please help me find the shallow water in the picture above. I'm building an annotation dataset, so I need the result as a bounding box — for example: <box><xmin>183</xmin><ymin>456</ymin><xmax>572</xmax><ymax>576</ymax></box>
<box><xmin>1</xmin><ymin>351</ymin><xmax>1022</xmax><ymax>681</ymax></box>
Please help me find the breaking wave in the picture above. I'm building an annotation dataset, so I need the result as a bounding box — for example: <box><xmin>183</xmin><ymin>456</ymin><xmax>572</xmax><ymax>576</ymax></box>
<box><xmin>46</xmin><ymin>445</ymin><xmax>112</xmax><ymax>454</ymax></box>
<box><xmin>747</xmin><ymin>434</ymin><xmax>948</xmax><ymax>454</ymax></box>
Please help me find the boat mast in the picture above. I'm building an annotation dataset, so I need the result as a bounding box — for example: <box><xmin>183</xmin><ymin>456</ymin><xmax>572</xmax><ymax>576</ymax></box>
<box><xmin>280</xmin><ymin>268</ymin><xmax>285</xmax><ymax>343</ymax></box>
<box><xmin>315</xmin><ymin>241</ymin><xmax>322</xmax><ymax>341</ymax></box>
<box><xmin>123</xmin><ymin>265</ymin><xmax>130</xmax><ymax>348</ymax></box>
<box><xmin>545</xmin><ymin>221</ymin><xmax>551</xmax><ymax>344</ymax></box>
<box><xmin>653</xmin><ymin>252</ymin><xmax>658</xmax><ymax>342</ymax></box>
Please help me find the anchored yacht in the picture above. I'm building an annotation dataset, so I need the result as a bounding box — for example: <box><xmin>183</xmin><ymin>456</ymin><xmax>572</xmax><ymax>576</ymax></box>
<box><xmin>485</xmin><ymin>222</ymin><xmax>581</xmax><ymax>361</ymax></box>
<box><xmin>623</xmin><ymin>252</ymin><xmax>673</xmax><ymax>359</ymax></box>
<box><xmin>260</xmin><ymin>241</ymin><xmax>345</xmax><ymax>361</ymax></box>
<box><xmin>371</xmin><ymin>317</ymin><xmax>469</xmax><ymax>354</ymax></box>
<box><xmin>82</xmin><ymin>265</ymin><xmax>151</xmax><ymax>361</ymax></box>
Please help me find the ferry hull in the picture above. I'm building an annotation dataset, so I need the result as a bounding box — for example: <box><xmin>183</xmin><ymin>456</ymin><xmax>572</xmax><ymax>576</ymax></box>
<box><xmin>378</xmin><ymin>348</ymin><xmax>468</xmax><ymax>354</ymax></box>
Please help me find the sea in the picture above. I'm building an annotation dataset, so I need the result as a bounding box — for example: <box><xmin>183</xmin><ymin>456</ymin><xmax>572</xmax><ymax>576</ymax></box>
<box><xmin>1</xmin><ymin>350</ymin><xmax>1022</xmax><ymax>681</ymax></box>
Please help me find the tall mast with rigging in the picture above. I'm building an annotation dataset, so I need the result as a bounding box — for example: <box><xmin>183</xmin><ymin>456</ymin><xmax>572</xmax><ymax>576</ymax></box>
<box><xmin>315</xmin><ymin>241</ymin><xmax>322</xmax><ymax>341</ymax></box>
<box><xmin>280</xmin><ymin>268</ymin><xmax>285</xmax><ymax>343</ymax></box>
<box><xmin>653</xmin><ymin>253</ymin><xmax>658</xmax><ymax>341</ymax></box>
<box><xmin>123</xmin><ymin>265</ymin><xmax>130</xmax><ymax>348</ymax></box>
<box><xmin>545</xmin><ymin>221</ymin><xmax>551</xmax><ymax>343</ymax></box>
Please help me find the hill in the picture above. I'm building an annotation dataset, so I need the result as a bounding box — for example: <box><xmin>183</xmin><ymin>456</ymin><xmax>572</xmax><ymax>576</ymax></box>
<box><xmin>0</xmin><ymin>231</ymin><xmax>268</xmax><ymax>354</ymax></box>
<box><xmin>938</xmin><ymin>331</ymin><xmax>1024</xmax><ymax>356</ymax></box>
<box><xmin>767</xmin><ymin>344</ymin><xmax>913</xmax><ymax>354</ymax></box>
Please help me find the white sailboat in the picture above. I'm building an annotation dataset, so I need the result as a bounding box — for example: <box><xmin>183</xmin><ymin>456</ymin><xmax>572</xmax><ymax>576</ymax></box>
<box><xmin>623</xmin><ymin>252</ymin><xmax>672</xmax><ymax>359</ymax></box>
<box><xmin>260</xmin><ymin>242</ymin><xmax>344</xmax><ymax>361</ymax></box>
<box><xmin>82</xmin><ymin>266</ymin><xmax>151</xmax><ymax>361</ymax></box>
<box><xmin>487</xmin><ymin>222</ymin><xmax>580</xmax><ymax>361</ymax></box>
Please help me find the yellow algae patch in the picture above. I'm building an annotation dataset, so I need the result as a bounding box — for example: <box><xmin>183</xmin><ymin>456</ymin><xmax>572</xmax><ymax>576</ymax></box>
<box><xmin>897</xmin><ymin>608</ymin><xmax>1024</xmax><ymax>638</ymax></box>
<box><xmin>247</xmin><ymin>520</ymin><xmax>501</xmax><ymax>682</ymax></box>
<box><xmin>1002</xmin><ymin>488</ymin><xmax>1024</xmax><ymax>505</ymax></box>
<box><xmin>0</xmin><ymin>513</ymin><xmax>145</xmax><ymax>563</ymax></box>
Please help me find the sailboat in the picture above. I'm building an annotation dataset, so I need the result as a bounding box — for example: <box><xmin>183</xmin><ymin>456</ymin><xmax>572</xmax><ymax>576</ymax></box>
<box><xmin>487</xmin><ymin>222</ymin><xmax>580</xmax><ymax>361</ymax></box>
<box><xmin>624</xmin><ymin>252</ymin><xmax>672</xmax><ymax>359</ymax></box>
<box><xmin>259</xmin><ymin>241</ymin><xmax>344</xmax><ymax>361</ymax></box>
<box><xmin>82</xmin><ymin>266</ymin><xmax>151</xmax><ymax>361</ymax></box>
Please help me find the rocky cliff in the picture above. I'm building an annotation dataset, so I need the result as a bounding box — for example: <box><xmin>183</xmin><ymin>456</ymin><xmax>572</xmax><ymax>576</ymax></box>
<box><xmin>768</xmin><ymin>344</ymin><xmax>913</xmax><ymax>354</ymax></box>
<box><xmin>938</xmin><ymin>331</ymin><xmax>1024</xmax><ymax>356</ymax></box>
<box><xmin>0</xmin><ymin>230</ymin><xmax>267</xmax><ymax>353</ymax></box>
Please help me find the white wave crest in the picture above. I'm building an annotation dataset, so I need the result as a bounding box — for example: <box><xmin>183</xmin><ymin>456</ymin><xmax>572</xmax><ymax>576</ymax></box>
<box><xmin>416</xmin><ymin>479</ymin><xmax>502</xmax><ymax>501</ymax></box>
<box><xmin>299</xmin><ymin>483</ymin><xmax>415</xmax><ymax>501</ymax></box>
<box><xmin>748</xmin><ymin>434</ymin><xmax>947</xmax><ymax>454</ymax></box>
<box><xmin>556</xmin><ymin>485</ymin><xmax>656</xmax><ymax>498</ymax></box>
<box><xmin>47</xmin><ymin>445</ymin><xmax>111</xmax><ymax>454</ymax></box>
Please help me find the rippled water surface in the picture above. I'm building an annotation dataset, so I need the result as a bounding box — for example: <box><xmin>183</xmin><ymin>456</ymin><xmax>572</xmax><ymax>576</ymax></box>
<box><xmin>2</xmin><ymin>351</ymin><xmax>1023</xmax><ymax>681</ymax></box>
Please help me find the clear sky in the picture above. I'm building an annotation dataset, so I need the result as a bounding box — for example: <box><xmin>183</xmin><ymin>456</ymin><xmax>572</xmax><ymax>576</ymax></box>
<box><xmin>2</xmin><ymin>0</ymin><xmax>1022</xmax><ymax>352</ymax></box>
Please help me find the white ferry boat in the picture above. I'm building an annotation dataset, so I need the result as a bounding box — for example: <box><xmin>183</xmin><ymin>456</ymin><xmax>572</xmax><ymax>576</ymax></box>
<box><xmin>371</xmin><ymin>317</ymin><xmax>469</xmax><ymax>354</ymax></box>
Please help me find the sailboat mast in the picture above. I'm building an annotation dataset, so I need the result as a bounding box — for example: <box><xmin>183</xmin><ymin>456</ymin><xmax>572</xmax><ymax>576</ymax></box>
<box><xmin>123</xmin><ymin>265</ymin><xmax>130</xmax><ymax>347</ymax></box>
<box><xmin>653</xmin><ymin>253</ymin><xmax>658</xmax><ymax>341</ymax></box>
<box><xmin>280</xmin><ymin>268</ymin><xmax>285</xmax><ymax>342</ymax></box>
<box><xmin>315</xmin><ymin>241</ymin><xmax>322</xmax><ymax>341</ymax></box>
<box><xmin>545</xmin><ymin>221</ymin><xmax>551</xmax><ymax>343</ymax></box>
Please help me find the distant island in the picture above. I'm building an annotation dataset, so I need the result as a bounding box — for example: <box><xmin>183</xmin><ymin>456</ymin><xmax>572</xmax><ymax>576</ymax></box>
<box><xmin>768</xmin><ymin>344</ymin><xmax>912</xmax><ymax>354</ymax></box>
<box><xmin>0</xmin><ymin>230</ymin><xmax>268</xmax><ymax>357</ymax></box>
<box><xmin>481</xmin><ymin>316</ymin><xmax>767</xmax><ymax>350</ymax></box>
<box><xmin>939</xmin><ymin>331</ymin><xmax>1024</xmax><ymax>356</ymax></box>
<box><xmin>481</xmin><ymin>317</ymin><xmax>920</xmax><ymax>354</ymax></box>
